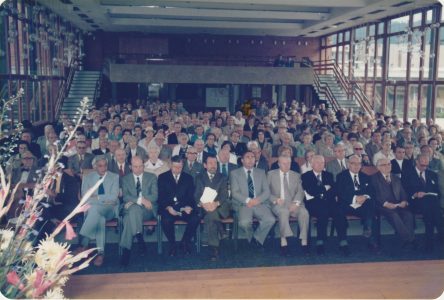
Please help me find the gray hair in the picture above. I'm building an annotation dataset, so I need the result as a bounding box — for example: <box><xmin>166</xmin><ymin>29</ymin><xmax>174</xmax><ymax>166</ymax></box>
<box><xmin>92</xmin><ymin>155</ymin><xmax>108</xmax><ymax>167</ymax></box>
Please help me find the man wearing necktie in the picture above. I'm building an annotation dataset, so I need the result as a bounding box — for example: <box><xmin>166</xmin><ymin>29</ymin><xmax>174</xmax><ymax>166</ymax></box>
<box><xmin>194</xmin><ymin>155</ymin><xmax>230</xmax><ymax>261</ymax></box>
<box><xmin>183</xmin><ymin>146</ymin><xmax>204</xmax><ymax>181</ymax></box>
<box><xmin>371</xmin><ymin>158</ymin><xmax>416</xmax><ymax>250</ymax></box>
<box><xmin>67</xmin><ymin>141</ymin><xmax>94</xmax><ymax>177</ymax></box>
<box><xmin>120</xmin><ymin>156</ymin><xmax>158</xmax><ymax>266</ymax></box>
<box><xmin>77</xmin><ymin>155</ymin><xmax>119</xmax><ymax>267</ymax></box>
<box><xmin>326</xmin><ymin>143</ymin><xmax>348</xmax><ymax>181</ymax></box>
<box><xmin>230</xmin><ymin>151</ymin><xmax>275</xmax><ymax>248</ymax></box>
<box><xmin>301</xmin><ymin>155</ymin><xmax>336</xmax><ymax>255</ymax></box>
<box><xmin>336</xmin><ymin>155</ymin><xmax>379</xmax><ymax>254</ymax></box>
<box><xmin>267</xmin><ymin>155</ymin><xmax>309</xmax><ymax>256</ymax></box>
<box><xmin>217</xmin><ymin>148</ymin><xmax>238</xmax><ymax>178</ymax></box>
<box><xmin>401</xmin><ymin>154</ymin><xmax>444</xmax><ymax>251</ymax></box>
<box><xmin>109</xmin><ymin>148</ymin><xmax>130</xmax><ymax>177</ymax></box>
<box><xmin>158</xmin><ymin>155</ymin><xmax>200</xmax><ymax>256</ymax></box>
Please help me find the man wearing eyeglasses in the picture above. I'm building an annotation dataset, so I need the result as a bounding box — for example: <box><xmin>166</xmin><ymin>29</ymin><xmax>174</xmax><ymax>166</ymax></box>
<box><xmin>401</xmin><ymin>154</ymin><xmax>444</xmax><ymax>251</ymax></box>
<box><xmin>68</xmin><ymin>141</ymin><xmax>94</xmax><ymax>177</ymax></box>
<box><xmin>183</xmin><ymin>146</ymin><xmax>204</xmax><ymax>181</ymax></box>
<box><xmin>371</xmin><ymin>158</ymin><xmax>416</xmax><ymax>250</ymax></box>
<box><xmin>350</xmin><ymin>142</ymin><xmax>372</xmax><ymax>166</ymax></box>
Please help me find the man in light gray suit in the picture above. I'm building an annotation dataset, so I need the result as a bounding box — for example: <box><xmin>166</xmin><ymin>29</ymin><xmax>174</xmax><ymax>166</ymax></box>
<box><xmin>76</xmin><ymin>155</ymin><xmax>119</xmax><ymax>267</ymax></box>
<box><xmin>120</xmin><ymin>156</ymin><xmax>158</xmax><ymax>267</ymax></box>
<box><xmin>326</xmin><ymin>143</ymin><xmax>348</xmax><ymax>181</ymax></box>
<box><xmin>230</xmin><ymin>151</ymin><xmax>275</xmax><ymax>247</ymax></box>
<box><xmin>267</xmin><ymin>155</ymin><xmax>309</xmax><ymax>256</ymax></box>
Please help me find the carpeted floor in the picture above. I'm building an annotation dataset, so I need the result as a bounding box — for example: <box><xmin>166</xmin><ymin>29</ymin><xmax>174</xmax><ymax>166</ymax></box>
<box><xmin>75</xmin><ymin>233</ymin><xmax>444</xmax><ymax>275</ymax></box>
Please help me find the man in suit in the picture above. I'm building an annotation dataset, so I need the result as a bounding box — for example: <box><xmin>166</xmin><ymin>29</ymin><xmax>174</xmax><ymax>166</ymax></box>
<box><xmin>109</xmin><ymin>148</ymin><xmax>131</xmax><ymax>177</ymax></box>
<box><xmin>77</xmin><ymin>155</ymin><xmax>120</xmax><ymax>266</ymax></box>
<box><xmin>301</xmin><ymin>155</ymin><xmax>336</xmax><ymax>254</ymax></box>
<box><xmin>105</xmin><ymin>140</ymin><xmax>120</xmax><ymax>170</ymax></box>
<box><xmin>21</xmin><ymin>130</ymin><xmax>41</xmax><ymax>159</ymax></box>
<box><xmin>371</xmin><ymin>158</ymin><xmax>416</xmax><ymax>249</ymax></box>
<box><xmin>267</xmin><ymin>155</ymin><xmax>309</xmax><ymax>256</ymax></box>
<box><xmin>326</xmin><ymin>143</ymin><xmax>348</xmax><ymax>181</ymax></box>
<box><xmin>248</xmin><ymin>141</ymin><xmax>269</xmax><ymax>173</ymax></box>
<box><xmin>217</xmin><ymin>148</ymin><xmax>238</xmax><ymax>177</ymax></box>
<box><xmin>36</xmin><ymin>124</ymin><xmax>55</xmax><ymax>156</ymax></box>
<box><xmin>126</xmin><ymin>136</ymin><xmax>148</xmax><ymax>163</ymax></box>
<box><xmin>158</xmin><ymin>155</ymin><xmax>200</xmax><ymax>256</ymax></box>
<box><xmin>336</xmin><ymin>155</ymin><xmax>379</xmax><ymax>253</ymax></box>
<box><xmin>68</xmin><ymin>141</ymin><xmax>94</xmax><ymax>177</ymax></box>
<box><xmin>194</xmin><ymin>155</ymin><xmax>230</xmax><ymax>261</ymax></box>
<box><xmin>120</xmin><ymin>156</ymin><xmax>158</xmax><ymax>266</ymax></box>
<box><xmin>194</xmin><ymin>139</ymin><xmax>208</xmax><ymax>165</ymax></box>
<box><xmin>402</xmin><ymin>154</ymin><xmax>444</xmax><ymax>251</ymax></box>
<box><xmin>92</xmin><ymin>138</ymin><xmax>109</xmax><ymax>156</ymax></box>
<box><xmin>183</xmin><ymin>146</ymin><xmax>204</xmax><ymax>181</ymax></box>
<box><xmin>229</xmin><ymin>131</ymin><xmax>248</xmax><ymax>157</ymax></box>
<box><xmin>153</xmin><ymin>133</ymin><xmax>172</xmax><ymax>161</ymax></box>
<box><xmin>230</xmin><ymin>151</ymin><xmax>275</xmax><ymax>248</ymax></box>
<box><xmin>167</xmin><ymin>122</ymin><xmax>184</xmax><ymax>145</ymax></box>
<box><xmin>391</xmin><ymin>145</ymin><xmax>412</xmax><ymax>178</ymax></box>
<box><xmin>365</xmin><ymin>131</ymin><xmax>382</xmax><ymax>165</ymax></box>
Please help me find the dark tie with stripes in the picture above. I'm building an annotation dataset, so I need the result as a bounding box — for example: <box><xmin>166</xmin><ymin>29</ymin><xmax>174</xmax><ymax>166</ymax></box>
<box><xmin>247</xmin><ymin>170</ymin><xmax>254</xmax><ymax>198</ymax></box>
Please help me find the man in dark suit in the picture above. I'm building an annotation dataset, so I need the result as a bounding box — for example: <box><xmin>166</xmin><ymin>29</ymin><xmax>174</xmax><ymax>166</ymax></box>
<box><xmin>402</xmin><ymin>154</ymin><xmax>444</xmax><ymax>250</ymax></box>
<box><xmin>336</xmin><ymin>155</ymin><xmax>379</xmax><ymax>252</ymax></box>
<box><xmin>158</xmin><ymin>155</ymin><xmax>200</xmax><ymax>256</ymax></box>
<box><xmin>68</xmin><ymin>141</ymin><xmax>95</xmax><ymax>176</ymax></box>
<box><xmin>301</xmin><ymin>155</ymin><xmax>337</xmax><ymax>255</ymax></box>
<box><xmin>229</xmin><ymin>131</ymin><xmax>248</xmax><ymax>157</ymax></box>
<box><xmin>391</xmin><ymin>145</ymin><xmax>412</xmax><ymax>178</ymax></box>
<box><xmin>92</xmin><ymin>138</ymin><xmax>110</xmax><ymax>156</ymax></box>
<box><xmin>167</xmin><ymin>122</ymin><xmax>185</xmax><ymax>144</ymax></box>
<box><xmin>108</xmin><ymin>148</ymin><xmax>131</xmax><ymax>177</ymax></box>
<box><xmin>194</xmin><ymin>155</ymin><xmax>230</xmax><ymax>261</ymax></box>
<box><xmin>183</xmin><ymin>146</ymin><xmax>204</xmax><ymax>181</ymax></box>
<box><xmin>120</xmin><ymin>156</ymin><xmax>158</xmax><ymax>266</ymax></box>
<box><xmin>217</xmin><ymin>148</ymin><xmax>238</xmax><ymax>177</ymax></box>
<box><xmin>371</xmin><ymin>158</ymin><xmax>416</xmax><ymax>249</ymax></box>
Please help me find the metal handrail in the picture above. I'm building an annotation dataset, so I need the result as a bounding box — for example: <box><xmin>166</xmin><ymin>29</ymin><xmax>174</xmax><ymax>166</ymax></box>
<box><xmin>92</xmin><ymin>72</ymin><xmax>103</xmax><ymax>106</ymax></box>
<box><xmin>54</xmin><ymin>58</ymin><xmax>78</xmax><ymax>121</ymax></box>
<box><xmin>313</xmin><ymin>71</ymin><xmax>340</xmax><ymax>111</ymax></box>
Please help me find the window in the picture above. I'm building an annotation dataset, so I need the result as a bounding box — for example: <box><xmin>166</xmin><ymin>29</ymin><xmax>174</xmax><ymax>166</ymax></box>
<box><xmin>386</xmin><ymin>86</ymin><xmax>394</xmax><ymax>115</ymax></box>
<box><xmin>408</xmin><ymin>85</ymin><xmax>419</xmax><ymax>121</ymax></box>
<box><xmin>344</xmin><ymin>31</ymin><xmax>350</xmax><ymax>42</ymax></box>
<box><xmin>343</xmin><ymin>44</ymin><xmax>350</xmax><ymax>76</ymax></box>
<box><xmin>422</xmin><ymin>28</ymin><xmax>436</xmax><ymax>80</ymax></box>
<box><xmin>354</xmin><ymin>26</ymin><xmax>366</xmax><ymax>41</ymax></box>
<box><xmin>439</xmin><ymin>26</ymin><xmax>444</xmax><ymax>78</ymax></box>
<box><xmin>338</xmin><ymin>32</ymin><xmax>343</xmax><ymax>43</ymax></box>
<box><xmin>375</xmin><ymin>38</ymin><xmax>383</xmax><ymax>79</ymax></box>
<box><xmin>369</xmin><ymin>25</ymin><xmax>375</xmax><ymax>36</ymax></box>
<box><xmin>425</xmin><ymin>9</ymin><xmax>433</xmax><ymax>24</ymax></box>
<box><xmin>388</xmin><ymin>35</ymin><xmax>407</xmax><ymax>80</ymax></box>
<box><xmin>395</xmin><ymin>86</ymin><xmax>405</xmax><ymax>119</ymax></box>
<box><xmin>389</xmin><ymin>15</ymin><xmax>409</xmax><ymax>33</ymax></box>
<box><xmin>377</xmin><ymin>22</ymin><xmax>385</xmax><ymax>35</ymax></box>
<box><xmin>327</xmin><ymin>34</ymin><xmax>337</xmax><ymax>46</ymax></box>
<box><xmin>413</xmin><ymin>12</ymin><xmax>422</xmax><ymax>27</ymax></box>
<box><xmin>436</xmin><ymin>85</ymin><xmax>444</xmax><ymax>128</ymax></box>
<box><xmin>420</xmin><ymin>84</ymin><xmax>432</xmax><ymax>120</ymax></box>
<box><xmin>367</xmin><ymin>38</ymin><xmax>375</xmax><ymax>78</ymax></box>
<box><xmin>374</xmin><ymin>84</ymin><xmax>383</xmax><ymax>113</ymax></box>
<box><xmin>410</xmin><ymin>29</ymin><xmax>422</xmax><ymax>79</ymax></box>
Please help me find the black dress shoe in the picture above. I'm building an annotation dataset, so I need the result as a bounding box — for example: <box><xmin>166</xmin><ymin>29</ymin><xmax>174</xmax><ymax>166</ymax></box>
<box><xmin>280</xmin><ymin>245</ymin><xmax>290</xmax><ymax>257</ymax></box>
<box><xmin>210</xmin><ymin>247</ymin><xmax>219</xmax><ymax>261</ymax></box>
<box><xmin>301</xmin><ymin>245</ymin><xmax>310</xmax><ymax>256</ymax></box>
<box><xmin>339</xmin><ymin>245</ymin><xmax>350</xmax><ymax>256</ymax></box>
<box><xmin>135</xmin><ymin>233</ymin><xmax>147</xmax><ymax>255</ymax></box>
<box><xmin>181</xmin><ymin>242</ymin><xmax>192</xmax><ymax>255</ymax></box>
<box><xmin>146</xmin><ymin>226</ymin><xmax>155</xmax><ymax>236</ymax></box>
<box><xmin>168</xmin><ymin>246</ymin><xmax>177</xmax><ymax>257</ymax></box>
<box><xmin>120</xmin><ymin>248</ymin><xmax>131</xmax><ymax>267</ymax></box>
<box><xmin>251</xmin><ymin>239</ymin><xmax>264</xmax><ymax>250</ymax></box>
<box><xmin>316</xmin><ymin>244</ymin><xmax>325</xmax><ymax>255</ymax></box>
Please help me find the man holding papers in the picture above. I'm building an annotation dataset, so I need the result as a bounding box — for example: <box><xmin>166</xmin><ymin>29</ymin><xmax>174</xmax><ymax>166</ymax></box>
<box><xmin>336</xmin><ymin>155</ymin><xmax>379</xmax><ymax>253</ymax></box>
<box><xmin>194</xmin><ymin>154</ymin><xmax>230</xmax><ymax>261</ymax></box>
<box><xmin>401</xmin><ymin>154</ymin><xmax>444</xmax><ymax>251</ymax></box>
<box><xmin>301</xmin><ymin>155</ymin><xmax>336</xmax><ymax>255</ymax></box>
<box><xmin>370</xmin><ymin>158</ymin><xmax>416</xmax><ymax>250</ymax></box>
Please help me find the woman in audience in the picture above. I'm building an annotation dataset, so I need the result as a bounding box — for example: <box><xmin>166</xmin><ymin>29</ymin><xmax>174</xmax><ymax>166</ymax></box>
<box><xmin>296</xmin><ymin>132</ymin><xmax>315</xmax><ymax>158</ymax></box>
<box><xmin>255</xmin><ymin>129</ymin><xmax>272</xmax><ymax>158</ymax></box>
<box><xmin>300</xmin><ymin>149</ymin><xmax>315</xmax><ymax>174</ymax></box>
<box><xmin>109</xmin><ymin>124</ymin><xmax>122</xmax><ymax>141</ymax></box>
<box><xmin>144</xmin><ymin>145</ymin><xmax>170</xmax><ymax>177</ymax></box>
<box><xmin>316</xmin><ymin>132</ymin><xmax>335</xmax><ymax>157</ymax></box>
<box><xmin>138</xmin><ymin>127</ymin><xmax>156</xmax><ymax>152</ymax></box>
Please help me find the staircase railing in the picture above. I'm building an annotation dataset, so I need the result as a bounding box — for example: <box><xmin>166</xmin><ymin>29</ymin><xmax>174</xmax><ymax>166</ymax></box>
<box><xmin>92</xmin><ymin>71</ymin><xmax>103</xmax><ymax>107</ymax></box>
<box><xmin>54</xmin><ymin>58</ymin><xmax>78</xmax><ymax>121</ymax></box>
<box><xmin>313</xmin><ymin>70</ymin><xmax>340</xmax><ymax>111</ymax></box>
<box><xmin>312</xmin><ymin>59</ymin><xmax>373</xmax><ymax>115</ymax></box>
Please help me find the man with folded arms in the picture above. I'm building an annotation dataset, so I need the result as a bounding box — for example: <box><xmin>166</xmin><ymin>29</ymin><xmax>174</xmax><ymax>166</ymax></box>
<box><xmin>120</xmin><ymin>156</ymin><xmax>158</xmax><ymax>266</ymax></box>
<box><xmin>401</xmin><ymin>154</ymin><xmax>444</xmax><ymax>251</ymax></box>
<box><xmin>194</xmin><ymin>155</ymin><xmax>230</xmax><ymax>261</ymax></box>
<box><xmin>267</xmin><ymin>155</ymin><xmax>309</xmax><ymax>256</ymax></box>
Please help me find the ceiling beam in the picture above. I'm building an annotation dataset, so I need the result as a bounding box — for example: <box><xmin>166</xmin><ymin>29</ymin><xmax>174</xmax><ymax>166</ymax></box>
<box><xmin>110</xmin><ymin>18</ymin><xmax>303</xmax><ymax>31</ymax></box>
<box><xmin>108</xmin><ymin>6</ymin><xmax>330</xmax><ymax>21</ymax></box>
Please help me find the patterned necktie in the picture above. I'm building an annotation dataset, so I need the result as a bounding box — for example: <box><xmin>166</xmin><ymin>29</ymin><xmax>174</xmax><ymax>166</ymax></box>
<box><xmin>247</xmin><ymin>170</ymin><xmax>254</xmax><ymax>198</ymax></box>
<box><xmin>174</xmin><ymin>174</ymin><xmax>179</xmax><ymax>184</ymax></box>
<box><xmin>316</xmin><ymin>174</ymin><xmax>322</xmax><ymax>186</ymax></box>
<box><xmin>419</xmin><ymin>172</ymin><xmax>426</xmax><ymax>186</ymax></box>
<box><xmin>98</xmin><ymin>176</ymin><xmax>105</xmax><ymax>195</ymax></box>
<box><xmin>136</xmin><ymin>176</ymin><xmax>141</xmax><ymax>196</ymax></box>
<box><xmin>79</xmin><ymin>155</ymin><xmax>84</xmax><ymax>168</ymax></box>
<box><xmin>222</xmin><ymin>164</ymin><xmax>228</xmax><ymax>177</ymax></box>
<box><xmin>283</xmin><ymin>172</ymin><xmax>290</xmax><ymax>201</ymax></box>
<box><xmin>119</xmin><ymin>164</ymin><xmax>124</xmax><ymax>176</ymax></box>
<box><xmin>209</xmin><ymin>174</ymin><xmax>214</xmax><ymax>182</ymax></box>
<box><xmin>353</xmin><ymin>174</ymin><xmax>360</xmax><ymax>190</ymax></box>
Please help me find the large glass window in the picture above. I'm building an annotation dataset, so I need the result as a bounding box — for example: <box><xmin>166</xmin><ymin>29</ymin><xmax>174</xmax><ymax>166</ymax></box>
<box><xmin>413</xmin><ymin>12</ymin><xmax>422</xmax><ymax>27</ymax></box>
<box><xmin>395</xmin><ymin>86</ymin><xmax>405</xmax><ymax>119</ymax></box>
<box><xmin>439</xmin><ymin>26</ymin><xmax>444</xmax><ymax>78</ymax></box>
<box><xmin>420</xmin><ymin>84</ymin><xmax>432</xmax><ymax>120</ymax></box>
<box><xmin>423</xmin><ymin>28</ymin><xmax>436</xmax><ymax>80</ymax></box>
<box><xmin>436</xmin><ymin>85</ymin><xmax>444</xmax><ymax>128</ymax></box>
<box><xmin>388</xmin><ymin>35</ymin><xmax>407</xmax><ymax>80</ymax></box>
<box><xmin>408</xmin><ymin>85</ymin><xmax>419</xmax><ymax>120</ymax></box>
<box><xmin>374</xmin><ymin>84</ymin><xmax>383</xmax><ymax>113</ymax></box>
<box><xmin>410</xmin><ymin>29</ymin><xmax>422</xmax><ymax>79</ymax></box>
<box><xmin>367</xmin><ymin>38</ymin><xmax>375</xmax><ymax>78</ymax></box>
<box><xmin>343</xmin><ymin>44</ymin><xmax>350</xmax><ymax>76</ymax></box>
<box><xmin>389</xmin><ymin>15</ymin><xmax>409</xmax><ymax>33</ymax></box>
<box><xmin>386</xmin><ymin>86</ymin><xmax>394</xmax><ymax>115</ymax></box>
<box><xmin>375</xmin><ymin>38</ymin><xmax>383</xmax><ymax>79</ymax></box>
<box><xmin>352</xmin><ymin>42</ymin><xmax>366</xmax><ymax>78</ymax></box>
<box><xmin>354</xmin><ymin>27</ymin><xmax>366</xmax><ymax>41</ymax></box>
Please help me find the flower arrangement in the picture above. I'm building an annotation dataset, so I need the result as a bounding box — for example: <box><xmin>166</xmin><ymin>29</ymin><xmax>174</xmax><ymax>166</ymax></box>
<box><xmin>0</xmin><ymin>95</ymin><xmax>102</xmax><ymax>299</ymax></box>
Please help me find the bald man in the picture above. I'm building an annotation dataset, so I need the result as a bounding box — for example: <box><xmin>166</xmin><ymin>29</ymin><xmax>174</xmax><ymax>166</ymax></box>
<box><xmin>120</xmin><ymin>156</ymin><xmax>158</xmax><ymax>266</ymax></box>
